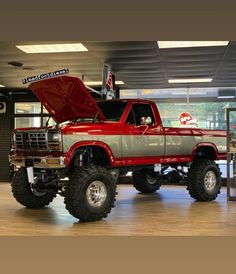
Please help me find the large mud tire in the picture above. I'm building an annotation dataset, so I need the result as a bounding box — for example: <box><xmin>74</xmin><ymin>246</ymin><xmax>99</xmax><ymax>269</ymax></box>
<box><xmin>11</xmin><ymin>168</ymin><xmax>56</xmax><ymax>208</ymax></box>
<box><xmin>65</xmin><ymin>165</ymin><xmax>117</xmax><ymax>222</ymax></box>
<box><xmin>132</xmin><ymin>169</ymin><xmax>161</xmax><ymax>193</ymax></box>
<box><xmin>186</xmin><ymin>159</ymin><xmax>221</xmax><ymax>201</ymax></box>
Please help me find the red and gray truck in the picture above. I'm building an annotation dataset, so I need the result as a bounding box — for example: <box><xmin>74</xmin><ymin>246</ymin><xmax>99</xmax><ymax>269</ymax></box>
<box><xmin>10</xmin><ymin>76</ymin><xmax>226</xmax><ymax>221</ymax></box>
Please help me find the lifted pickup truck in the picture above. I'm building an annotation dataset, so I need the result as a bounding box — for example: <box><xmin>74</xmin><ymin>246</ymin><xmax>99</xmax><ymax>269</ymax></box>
<box><xmin>10</xmin><ymin>76</ymin><xmax>226</xmax><ymax>222</ymax></box>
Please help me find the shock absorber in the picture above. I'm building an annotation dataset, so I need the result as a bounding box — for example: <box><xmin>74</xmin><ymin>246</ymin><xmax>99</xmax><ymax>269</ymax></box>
<box><xmin>26</xmin><ymin>167</ymin><xmax>34</xmax><ymax>184</ymax></box>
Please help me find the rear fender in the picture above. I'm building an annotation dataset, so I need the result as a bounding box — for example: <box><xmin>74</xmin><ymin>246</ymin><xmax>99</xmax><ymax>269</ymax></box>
<box><xmin>192</xmin><ymin>143</ymin><xmax>218</xmax><ymax>160</ymax></box>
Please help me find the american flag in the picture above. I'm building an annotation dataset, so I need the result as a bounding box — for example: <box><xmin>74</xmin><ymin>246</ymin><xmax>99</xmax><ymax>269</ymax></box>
<box><xmin>106</xmin><ymin>70</ymin><xmax>114</xmax><ymax>91</ymax></box>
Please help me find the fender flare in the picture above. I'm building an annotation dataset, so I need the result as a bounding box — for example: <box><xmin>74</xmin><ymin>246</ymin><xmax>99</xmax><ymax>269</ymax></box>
<box><xmin>64</xmin><ymin>141</ymin><xmax>115</xmax><ymax>166</ymax></box>
<box><xmin>192</xmin><ymin>142</ymin><xmax>219</xmax><ymax>159</ymax></box>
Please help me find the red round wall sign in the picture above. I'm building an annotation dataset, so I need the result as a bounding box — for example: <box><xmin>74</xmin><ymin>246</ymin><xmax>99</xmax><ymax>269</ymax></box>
<box><xmin>179</xmin><ymin>112</ymin><xmax>193</xmax><ymax>125</ymax></box>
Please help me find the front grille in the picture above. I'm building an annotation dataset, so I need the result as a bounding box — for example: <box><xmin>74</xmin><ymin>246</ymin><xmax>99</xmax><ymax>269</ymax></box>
<box><xmin>15</xmin><ymin>132</ymin><xmax>48</xmax><ymax>150</ymax></box>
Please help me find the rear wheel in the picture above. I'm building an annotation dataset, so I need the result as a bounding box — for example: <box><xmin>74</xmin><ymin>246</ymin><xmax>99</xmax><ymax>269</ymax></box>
<box><xmin>186</xmin><ymin>159</ymin><xmax>221</xmax><ymax>201</ymax></box>
<box><xmin>132</xmin><ymin>169</ymin><xmax>161</xmax><ymax>193</ymax></box>
<box><xmin>65</xmin><ymin>165</ymin><xmax>117</xmax><ymax>222</ymax></box>
<box><xmin>11</xmin><ymin>167</ymin><xmax>56</xmax><ymax>208</ymax></box>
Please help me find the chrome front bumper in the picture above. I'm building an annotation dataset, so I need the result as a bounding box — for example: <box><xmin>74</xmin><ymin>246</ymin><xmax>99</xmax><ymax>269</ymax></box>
<box><xmin>10</xmin><ymin>155</ymin><xmax>66</xmax><ymax>169</ymax></box>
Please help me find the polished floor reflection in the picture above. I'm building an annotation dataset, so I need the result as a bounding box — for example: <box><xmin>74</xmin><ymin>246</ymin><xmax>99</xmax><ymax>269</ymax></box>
<box><xmin>1</xmin><ymin>182</ymin><xmax>236</xmax><ymax>236</ymax></box>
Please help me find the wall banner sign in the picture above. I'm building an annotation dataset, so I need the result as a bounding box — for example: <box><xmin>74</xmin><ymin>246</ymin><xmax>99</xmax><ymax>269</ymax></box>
<box><xmin>102</xmin><ymin>65</ymin><xmax>116</xmax><ymax>99</ymax></box>
<box><xmin>22</xmin><ymin>68</ymin><xmax>69</xmax><ymax>84</ymax></box>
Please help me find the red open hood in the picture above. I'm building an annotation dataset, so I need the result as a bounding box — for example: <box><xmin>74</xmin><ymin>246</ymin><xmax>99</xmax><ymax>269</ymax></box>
<box><xmin>29</xmin><ymin>76</ymin><xmax>105</xmax><ymax>123</ymax></box>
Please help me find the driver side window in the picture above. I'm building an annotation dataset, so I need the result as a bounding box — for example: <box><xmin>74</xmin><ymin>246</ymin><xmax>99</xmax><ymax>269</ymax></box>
<box><xmin>126</xmin><ymin>107</ymin><xmax>136</xmax><ymax>125</ymax></box>
<box><xmin>126</xmin><ymin>103</ymin><xmax>155</xmax><ymax>125</ymax></box>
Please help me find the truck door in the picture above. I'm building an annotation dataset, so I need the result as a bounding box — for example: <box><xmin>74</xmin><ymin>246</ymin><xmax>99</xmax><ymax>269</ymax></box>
<box><xmin>122</xmin><ymin>103</ymin><xmax>165</xmax><ymax>161</ymax></box>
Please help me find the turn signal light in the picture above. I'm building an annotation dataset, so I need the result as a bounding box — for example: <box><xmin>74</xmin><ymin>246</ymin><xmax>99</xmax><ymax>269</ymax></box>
<box><xmin>46</xmin><ymin>157</ymin><xmax>60</xmax><ymax>165</ymax></box>
<box><xmin>48</xmin><ymin>144</ymin><xmax>61</xmax><ymax>151</ymax></box>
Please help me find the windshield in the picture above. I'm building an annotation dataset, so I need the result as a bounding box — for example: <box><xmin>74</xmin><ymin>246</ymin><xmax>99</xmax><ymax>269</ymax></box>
<box><xmin>98</xmin><ymin>101</ymin><xmax>127</xmax><ymax>121</ymax></box>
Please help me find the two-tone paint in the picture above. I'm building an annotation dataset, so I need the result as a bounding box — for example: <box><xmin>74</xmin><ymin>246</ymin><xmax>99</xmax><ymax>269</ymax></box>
<box><xmin>12</xmin><ymin>74</ymin><xmax>227</xmax><ymax>170</ymax></box>
<box><xmin>59</xmin><ymin>99</ymin><xmax>226</xmax><ymax>168</ymax></box>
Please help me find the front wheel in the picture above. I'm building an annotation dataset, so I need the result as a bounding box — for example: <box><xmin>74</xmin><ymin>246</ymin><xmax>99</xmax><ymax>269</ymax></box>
<box><xmin>65</xmin><ymin>165</ymin><xmax>117</xmax><ymax>222</ymax></box>
<box><xmin>11</xmin><ymin>167</ymin><xmax>56</xmax><ymax>208</ymax></box>
<box><xmin>132</xmin><ymin>169</ymin><xmax>161</xmax><ymax>193</ymax></box>
<box><xmin>186</xmin><ymin>159</ymin><xmax>221</xmax><ymax>201</ymax></box>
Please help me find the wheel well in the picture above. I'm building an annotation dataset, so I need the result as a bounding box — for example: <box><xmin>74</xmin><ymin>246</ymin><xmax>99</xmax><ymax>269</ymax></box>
<box><xmin>70</xmin><ymin>146</ymin><xmax>110</xmax><ymax>168</ymax></box>
<box><xmin>194</xmin><ymin>146</ymin><xmax>217</xmax><ymax>160</ymax></box>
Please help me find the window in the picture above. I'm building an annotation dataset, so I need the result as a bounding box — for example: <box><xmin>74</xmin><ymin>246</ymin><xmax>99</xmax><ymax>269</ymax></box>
<box><xmin>158</xmin><ymin>102</ymin><xmax>236</xmax><ymax>129</ymax></box>
<box><xmin>128</xmin><ymin>103</ymin><xmax>155</xmax><ymax>126</ymax></box>
<box><xmin>15</xmin><ymin>102</ymin><xmax>41</xmax><ymax>114</ymax></box>
<box><xmin>14</xmin><ymin>102</ymin><xmax>53</xmax><ymax>129</ymax></box>
<box><xmin>126</xmin><ymin>108</ymin><xmax>136</xmax><ymax>124</ymax></box>
<box><xmin>43</xmin><ymin>106</ymin><xmax>49</xmax><ymax>114</ymax></box>
<box><xmin>15</xmin><ymin>117</ymin><xmax>41</xmax><ymax>128</ymax></box>
<box><xmin>42</xmin><ymin>117</ymin><xmax>56</xmax><ymax>127</ymax></box>
<box><xmin>98</xmin><ymin>101</ymin><xmax>127</xmax><ymax>121</ymax></box>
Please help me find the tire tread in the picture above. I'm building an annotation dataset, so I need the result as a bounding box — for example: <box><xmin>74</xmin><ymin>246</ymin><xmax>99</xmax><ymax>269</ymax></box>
<box><xmin>133</xmin><ymin>169</ymin><xmax>161</xmax><ymax>193</ymax></box>
<box><xmin>65</xmin><ymin>165</ymin><xmax>117</xmax><ymax>222</ymax></box>
<box><xmin>186</xmin><ymin>159</ymin><xmax>221</xmax><ymax>201</ymax></box>
<box><xmin>11</xmin><ymin>168</ymin><xmax>56</xmax><ymax>208</ymax></box>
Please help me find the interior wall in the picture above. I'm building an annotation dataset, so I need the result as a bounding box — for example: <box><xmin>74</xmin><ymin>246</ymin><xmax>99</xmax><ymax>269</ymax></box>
<box><xmin>0</xmin><ymin>96</ymin><xmax>10</xmax><ymax>181</ymax></box>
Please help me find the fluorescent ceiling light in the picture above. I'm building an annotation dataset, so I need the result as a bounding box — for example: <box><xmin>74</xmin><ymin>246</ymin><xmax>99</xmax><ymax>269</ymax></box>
<box><xmin>84</xmin><ymin>81</ymin><xmax>125</xmax><ymax>86</ymax></box>
<box><xmin>169</xmin><ymin>78</ymin><xmax>212</xmax><ymax>84</ymax></box>
<box><xmin>16</xmin><ymin>43</ymin><xmax>88</xmax><ymax>53</ymax></box>
<box><xmin>158</xmin><ymin>41</ymin><xmax>229</xmax><ymax>49</ymax></box>
<box><xmin>0</xmin><ymin>84</ymin><xmax>5</xmax><ymax>87</ymax></box>
<box><xmin>217</xmin><ymin>96</ymin><xmax>235</xmax><ymax>99</ymax></box>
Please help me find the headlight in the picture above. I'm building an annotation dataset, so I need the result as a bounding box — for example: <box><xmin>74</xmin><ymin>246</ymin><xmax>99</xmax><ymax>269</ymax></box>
<box><xmin>48</xmin><ymin>131</ymin><xmax>61</xmax><ymax>142</ymax></box>
<box><xmin>52</xmin><ymin>133</ymin><xmax>60</xmax><ymax>141</ymax></box>
<box><xmin>48</xmin><ymin>130</ymin><xmax>62</xmax><ymax>151</ymax></box>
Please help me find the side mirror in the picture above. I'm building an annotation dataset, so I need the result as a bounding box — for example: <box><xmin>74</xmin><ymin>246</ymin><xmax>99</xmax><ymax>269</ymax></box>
<box><xmin>140</xmin><ymin>116</ymin><xmax>152</xmax><ymax>125</ymax></box>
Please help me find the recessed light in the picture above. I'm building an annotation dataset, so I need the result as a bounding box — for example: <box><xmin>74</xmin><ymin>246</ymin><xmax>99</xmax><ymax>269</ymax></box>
<box><xmin>158</xmin><ymin>41</ymin><xmax>229</xmax><ymax>49</ymax></box>
<box><xmin>16</xmin><ymin>43</ymin><xmax>88</xmax><ymax>53</ymax></box>
<box><xmin>84</xmin><ymin>81</ymin><xmax>125</xmax><ymax>86</ymax></box>
<box><xmin>169</xmin><ymin>78</ymin><xmax>212</xmax><ymax>84</ymax></box>
<box><xmin>8</xmin><ymin>61</ymin><xmax>23</xmax><ymax>67</ymax></box>
<box><xmin>0</xmin><ymin>84</ymin><xmax>5</xmax><ymax>87</ymax></box>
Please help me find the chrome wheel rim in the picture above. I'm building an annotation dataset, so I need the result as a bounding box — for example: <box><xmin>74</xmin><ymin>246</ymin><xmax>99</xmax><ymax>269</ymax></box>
<box><xmin>86</xmin><ymin>181</ymin><xmax>107</xmax><ymax>207</ymax></box>
<box><xmin>146</xmin><ymin>174</ymin><xmax>157</xmax><ymax>185</ymax></box>
<box><xmin>204</xmin><ymin>170</ymin><xmax>217</xmax><ymax>192</ymax></box>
